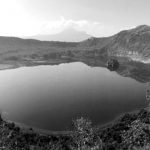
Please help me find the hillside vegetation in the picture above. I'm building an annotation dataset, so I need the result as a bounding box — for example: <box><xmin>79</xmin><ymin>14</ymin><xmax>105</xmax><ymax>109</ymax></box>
<box><xmin>1</xmin><ymin>109</ymin><xmax>150</xmax><ymax>149</ymax></box>
<box><xmin>1</xmin><ymin>25</ymin><xmax>150</xmax><ymax>64</ymax></box>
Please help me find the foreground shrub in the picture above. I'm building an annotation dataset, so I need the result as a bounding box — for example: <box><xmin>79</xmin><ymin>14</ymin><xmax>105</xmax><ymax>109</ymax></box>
<box><xmin>121</xmin><ymin>120</ymin><xmax>150</xmax><ymax>149</ymax></box>
<box><xmin>72</xmin><ymin>117</ymin><xmax>102</xmax><ymax>150</ymax></box>
<box><xmin>1</xmin><ymin>109</ymin><xmax>150</xmax><ymax>149</ymax></box>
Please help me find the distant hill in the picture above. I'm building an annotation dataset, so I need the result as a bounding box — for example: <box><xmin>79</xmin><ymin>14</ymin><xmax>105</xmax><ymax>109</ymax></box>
<box><xmin>0</xmin><ymin>36</ymin><xmax>78</xmax><ymax>54</ymax></box>
<box><xmin>0</xmin><ymin>25</ymin><xmax>150</xmax><ymax>82</ymax></box>
<box><xmin>0</xmin><ymin>25</ymin><xmax>150</xmax><ymax>62</ymax></box>
<box><xmin>28</xmin><ymin>28</ymin><xmax>91</xmax><ymax>42</ymax></box>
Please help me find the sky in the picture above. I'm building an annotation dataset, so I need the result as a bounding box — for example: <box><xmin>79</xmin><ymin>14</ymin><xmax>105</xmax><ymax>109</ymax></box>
<box><xmin>0</xmin><ymin>0</ymin><xmax>150</xmax><ymax>37</ymax></box>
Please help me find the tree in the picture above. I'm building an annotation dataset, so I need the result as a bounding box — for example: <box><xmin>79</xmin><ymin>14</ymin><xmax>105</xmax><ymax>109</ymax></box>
<box><xmin>72</xmin><ymin>117</ymin><xmax>102</xmax><ymax>150</ymax></box>
<box><xmin>107</xmin><ymin>59</ymin><xmax>119</xmax><ymax>71</ymax></box>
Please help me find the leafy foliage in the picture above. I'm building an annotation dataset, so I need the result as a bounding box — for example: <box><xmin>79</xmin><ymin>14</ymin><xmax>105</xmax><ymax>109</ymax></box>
<box><xmin>1</xmin><ymin>109</ymin><xmax>150</xmax><ymax>149</ymax></box>
<box><xmin>72</xmin><ymin>117</ymin><xmax>102</xmax><ymax>150</ymax></box>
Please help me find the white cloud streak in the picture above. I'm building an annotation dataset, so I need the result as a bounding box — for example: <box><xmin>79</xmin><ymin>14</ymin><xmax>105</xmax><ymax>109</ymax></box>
<box><xmin>40</xmin><ymin>16</ymin><xmax>117</xmax><ymax>37</ymax></box>
<box><xmin>0</xmin><ymin>0</ymin><xmax>118</xmax><ymax>37</ymax></box>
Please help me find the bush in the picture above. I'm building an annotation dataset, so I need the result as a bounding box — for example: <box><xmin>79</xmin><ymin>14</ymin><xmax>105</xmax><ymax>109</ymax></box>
<box><xmin>121</xmin><ymin>120</ymin><xmax>150</xmax><ymax>149</ymax></box>
<box><xmin>72</xmin><ymin>117</ymin><xmax>102</xmax><ymax>150</ymax></box>
<box><xmin>132</xmin><ymin>144</ymin><xmax>150</xmax><ymax>150</ymax></box>
<box><xmin>107</xmin><ymin>59</ymin><xmax>119</xmax><ymax>71</ymax></box>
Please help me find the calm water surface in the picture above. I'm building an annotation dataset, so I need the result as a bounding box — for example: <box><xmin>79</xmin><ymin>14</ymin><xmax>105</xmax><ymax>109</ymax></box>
<box><xmin>0</xmin><ymin>62</ymin><xmax>148</xmax><ymax>130</ymax></box>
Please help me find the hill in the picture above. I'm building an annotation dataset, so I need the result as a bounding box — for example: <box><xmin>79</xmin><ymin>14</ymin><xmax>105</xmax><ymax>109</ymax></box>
<box><xmin>0</xmin><ymin>25</ymin><xmax>150</xmax><ymax>60</ymax></box>
<box><xmin>78</xmin><ymin>25</ymin><xmax>150</xmax><ymax>61</ymax></box>
<box><xmin>0</xmin><ymin>25</ymin><xmax>150</xmax><ymax>79</ymax></box>
<box><xmin>27</xmin><ymin>27</ymin><xmax>91</xmax><ymax>42</ymax></box>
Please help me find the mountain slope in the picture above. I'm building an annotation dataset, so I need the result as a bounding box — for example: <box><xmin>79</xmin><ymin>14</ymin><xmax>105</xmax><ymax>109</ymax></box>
<box><xmin>28</xmin><ymin>28</ymin><xmax>91</xmax><ymax>42</ymax></box>
<box><xmin>107</xmin><ymin>25</ymin><xmax>150</xmax><ymax>57</ymax></box>
<box><xmin>0</xmin><ymin>25</ymin><xmax>150</xmax><ymax>62</ymax></box>
<box><xmin>79</xmin><ymin>25</ymin><xmax>150</xmax><ymax>60</ymax></box>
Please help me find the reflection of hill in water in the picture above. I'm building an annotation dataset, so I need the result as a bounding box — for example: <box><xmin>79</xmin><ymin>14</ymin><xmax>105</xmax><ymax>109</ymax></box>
<box><xmin>116</xmin><ymin>61</ymin><xmax>150</xmax><ymax>83</ymax></box>
<box><xmin>81</xmin><ymin>58</ymin><xmax>150</xmax><ymax>83</ymax></box>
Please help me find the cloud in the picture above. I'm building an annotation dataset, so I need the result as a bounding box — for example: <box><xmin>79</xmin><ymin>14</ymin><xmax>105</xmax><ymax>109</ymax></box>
<box><xmin>0</xmin><ymin>0</ymin><xmax>131</xmax><ymax>37</ymax></box>
<box><xmin>39</xmin><ymin>17</ymin><xmax>117</xmax><ymax>37</ymax></box>
<box><xmin>40</xmin><ymin>17</ymin><xmax>88</xmax><ymax>34</ymax></box>
<box><xmin>0</xmin><ymin>0</ymin><xmax>42</xmax><ymax>36</ymax></box>
<box><xmin>0</xmin><ymin>0</ymin><xmax>117</xmax><ymax>38</ymax></box>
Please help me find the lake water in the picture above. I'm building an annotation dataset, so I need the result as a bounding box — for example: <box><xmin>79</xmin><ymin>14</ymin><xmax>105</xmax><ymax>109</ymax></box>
<box><xmin>0</xmin><ymin>62</ymin><xmax>148</xmax><ymax>131</ymax></box>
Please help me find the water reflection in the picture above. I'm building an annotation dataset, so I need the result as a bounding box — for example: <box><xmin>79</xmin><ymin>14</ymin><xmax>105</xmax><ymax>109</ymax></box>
<box><xmin>0</xmin><ymin>62</ymin><xmax>148</xmax><ymax>131</ymax></box>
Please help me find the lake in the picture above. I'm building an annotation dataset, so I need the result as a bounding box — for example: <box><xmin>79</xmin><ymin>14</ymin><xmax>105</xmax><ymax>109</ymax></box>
<box><xmin>0</xmin><ymin>62</ymin><xmax>148</xmax><ymax>131</ymax></box>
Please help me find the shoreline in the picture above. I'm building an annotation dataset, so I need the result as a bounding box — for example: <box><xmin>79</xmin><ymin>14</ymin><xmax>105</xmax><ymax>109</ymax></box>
<box><xmin>0</xmin><ymin>59</ymin><xmax>149</xmax><ymax>135</ymax></box>
<box><xmin>0</xmin><ymin>59</ymin><xmax>150</xmax><ymax>149</ymax></box>
<box><xmin>3</xmin><ymin>105</ymin><xmax>148</xmax><ymax>137</ymax></box>
<box><xmin>1</xmin><ymin>106</ymin><xmax>150</xmax><ymax>149</ymax></box>
<box><xmin>11</xmin><ymin>120</ymin><xmax>72</xmax><ymax>136</ymax></box>
<box><xmin>96</xmin><ymin>105</ymin><xmax>148</xmax><ymax>130</ymax></box>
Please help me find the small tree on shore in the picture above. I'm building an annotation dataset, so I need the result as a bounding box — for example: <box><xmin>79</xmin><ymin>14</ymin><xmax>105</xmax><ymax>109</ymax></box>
<box><xmin>72</xmin><ymin>117</ymin><xmax>102</xmax><ymax>150</ymax></box>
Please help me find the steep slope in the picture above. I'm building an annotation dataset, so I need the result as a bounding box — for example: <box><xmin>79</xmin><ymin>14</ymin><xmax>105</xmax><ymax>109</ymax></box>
<box><xmin>78</xmin><ymin>25</ymin><xmax>150</xmax><ymax>61</ymax></box>
<box><xmin>106</xmin><ymin>25</ymin><xmax>150</xmax><ymax>58</ymax></box>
